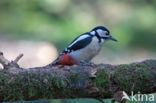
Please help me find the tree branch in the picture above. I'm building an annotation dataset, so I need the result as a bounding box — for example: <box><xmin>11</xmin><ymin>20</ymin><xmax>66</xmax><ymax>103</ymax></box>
<box><xmin>13</xmin><ymin>54</ymin><xmax>23</xmax><ymax>64</ymax></box>
<box><xmin>0</xmin><ymin>52</ymin><xmax>156</xmax><ymax>102</ymax></box>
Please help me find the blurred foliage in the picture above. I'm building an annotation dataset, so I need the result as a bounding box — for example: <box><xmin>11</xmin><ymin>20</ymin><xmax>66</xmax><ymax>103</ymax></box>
<box><xmin>0</xmin><ymin>0</ymin><xmax>156</xmax><ymax>51</ymax></box>
<box><xmin>1</xmin><ymin>1</ymin><xmax>156</xmax><ymax>103</ymax></box>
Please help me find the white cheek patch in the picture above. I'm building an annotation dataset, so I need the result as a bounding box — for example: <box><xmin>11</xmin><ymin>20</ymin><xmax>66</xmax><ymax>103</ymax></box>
<box><xmin>96</xmin><ymin>29</ymin><xmax>109</xmax><ymax>37</ymax></box>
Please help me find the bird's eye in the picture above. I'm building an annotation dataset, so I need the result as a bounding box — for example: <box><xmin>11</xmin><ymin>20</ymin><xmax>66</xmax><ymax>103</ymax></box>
<box><xmin>106</xmin><ymin>32</ymin><xmax>109</xmax><ymax>35</ymax></box>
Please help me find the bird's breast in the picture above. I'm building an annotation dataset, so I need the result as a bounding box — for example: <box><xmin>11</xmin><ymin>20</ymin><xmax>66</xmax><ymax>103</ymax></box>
<box><xmin>69</xmin><ymin>37</ymin><xmax>102</xmax><ymax>62</ymax></box>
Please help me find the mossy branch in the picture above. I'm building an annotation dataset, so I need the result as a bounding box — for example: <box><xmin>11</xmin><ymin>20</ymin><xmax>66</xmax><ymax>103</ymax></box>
<box><xmin>0</xmin><ymin>52</ymin><xmax>156</xmax><ymax>102</ymax></box>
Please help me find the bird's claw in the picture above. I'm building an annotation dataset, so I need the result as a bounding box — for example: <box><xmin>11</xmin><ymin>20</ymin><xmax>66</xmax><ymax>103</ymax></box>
<box><xmin>79</xmin><ymin>60</ymin><xmax>96</xmax><ymax>67</ymax></box>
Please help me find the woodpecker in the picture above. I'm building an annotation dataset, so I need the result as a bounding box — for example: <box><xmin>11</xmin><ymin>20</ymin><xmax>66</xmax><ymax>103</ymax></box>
<box><xmin>53</xmin><ymin>26</ymin><xmax>117</xmax><ymax>66</ymax></box>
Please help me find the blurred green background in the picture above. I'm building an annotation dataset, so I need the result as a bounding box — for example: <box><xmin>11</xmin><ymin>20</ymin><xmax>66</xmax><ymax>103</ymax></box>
<box><xmin>0</xmin><ymin>0</ymin><xmax>156</xmax><ymax>103</ymax></box>
<box><xmin>0</xmin><ymin>0</ymin><xmax>156</xmax><ymax>65</ymax></box>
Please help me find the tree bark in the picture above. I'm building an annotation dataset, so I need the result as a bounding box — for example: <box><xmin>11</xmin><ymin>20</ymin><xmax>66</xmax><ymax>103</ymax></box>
<box><xmin>0</xmin><ymin>52</ymin><xmax>156</xmax><ymax>102</ymax></box>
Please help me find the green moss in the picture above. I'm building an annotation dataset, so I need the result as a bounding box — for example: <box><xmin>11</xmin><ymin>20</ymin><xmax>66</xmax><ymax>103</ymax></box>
<box><xmin>112</xmin><ymin>65</ymin><xmax>151</xmax><ymax>94</ymax></box>
<box><xmin>115</xmin><ymin>62</ymin><xmax>150</xmax><ymax>70</ymax></box>
<box><xmin>92</xmin><ymin>69</ymin><xmax>111</xmax><ymax>95</ymax></box>
<box><xmin>103</xmin><ymin>62</ymin><xmax>153</xmax><ymax>95</ymax></box>
<box><xmin>133</xmin><ymin>68</ymin><xmax>152</xmax><ymax>92</ymax></box>
<box><xmin>2</xmin><ymin>75</ymin><xmax>25</xmax><ymax>101</ymax></box>
<box><xmin>26</xmin><ymin>73</ymin><xmax>69</xmax><ymax>99</ymax></box>
<box><xmin>0</xmin><ymin>71</ymin><xmax>73</xmax><ymax>101</ymax></box>
<box><xmin>143</xmin><ymin>60</ymin><xmax>156</xmax><ymax>67</ymax></box>
<box><xmin>69</xmin><ymin>72</ymin><xmax>80</xmax><ymax>82</ymax></box>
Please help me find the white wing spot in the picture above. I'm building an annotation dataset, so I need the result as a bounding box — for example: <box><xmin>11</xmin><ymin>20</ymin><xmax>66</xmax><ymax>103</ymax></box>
<box><xmin>68</xmin><ymin>34</ymin><xmax>90</xmax><ymax>48</ymax></box>
<box><xmin>90</xmin><ymin>31</ymin><xmax>95</xmax><ymax>35</ymax></box>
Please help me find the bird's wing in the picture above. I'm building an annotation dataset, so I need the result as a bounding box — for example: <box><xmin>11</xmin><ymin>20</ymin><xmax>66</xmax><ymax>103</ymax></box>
<box><xmin>62</xmin><ymin>33</ymin><xmax>93</xmax><ymax>54</ymax></box>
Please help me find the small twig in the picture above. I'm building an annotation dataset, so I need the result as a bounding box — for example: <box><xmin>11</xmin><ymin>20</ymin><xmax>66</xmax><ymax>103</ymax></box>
<box><xmin>13</xmin><ymin>53</ymin><xmax>23</xmax><ymax>63</ymax></box>
<box><xmin>0</xmin><ymin>52</ymin><xmax>23</xmax><ymax>69</ymax></box>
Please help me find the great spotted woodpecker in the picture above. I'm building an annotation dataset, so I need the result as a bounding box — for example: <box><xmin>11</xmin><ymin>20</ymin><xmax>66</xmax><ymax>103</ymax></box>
<box><xmin>53</xmin><ymin>26</ymin><xmax>117</xmax><ymax>66</ymax></box>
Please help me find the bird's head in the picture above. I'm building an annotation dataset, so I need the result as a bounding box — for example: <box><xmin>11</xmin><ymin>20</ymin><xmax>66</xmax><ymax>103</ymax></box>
<box><xmin>90</xmin><ymin>26</ymin><xmax>117</xmax><ymax>42</ymax></box>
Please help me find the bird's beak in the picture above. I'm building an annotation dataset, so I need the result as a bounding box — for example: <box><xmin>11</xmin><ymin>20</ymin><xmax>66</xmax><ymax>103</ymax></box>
<box><xmin>108</xmin><ymin>36</ymin><xmax>117</xmax><ymax>41</ymax></box>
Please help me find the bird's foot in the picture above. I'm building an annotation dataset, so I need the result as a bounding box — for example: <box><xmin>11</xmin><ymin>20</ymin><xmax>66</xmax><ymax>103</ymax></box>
<box><xmin>79</xmin><ymin>60</ymin><xmax>97</xmax><ymax>67</ymax></box>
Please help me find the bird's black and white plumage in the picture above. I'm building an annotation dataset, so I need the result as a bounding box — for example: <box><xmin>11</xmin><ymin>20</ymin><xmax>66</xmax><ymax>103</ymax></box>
<box><xmin>55</xmin><ymin>26</ymin><xmax>117</xmax><ymax>64</ymax></box>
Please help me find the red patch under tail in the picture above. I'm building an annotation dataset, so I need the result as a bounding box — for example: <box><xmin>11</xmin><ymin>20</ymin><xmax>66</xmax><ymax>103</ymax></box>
<box><xmin>54</xmin><ymin>54</ymin><xmax>78</xmax><ymax>66</ymax></box>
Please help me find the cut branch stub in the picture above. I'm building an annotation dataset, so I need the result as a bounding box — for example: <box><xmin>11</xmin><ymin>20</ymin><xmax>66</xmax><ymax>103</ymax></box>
<box><xmin>13</xmin><ymin>53</ymin><xmax>23</xmax><ymax>64</ymax></box>
<box><xmin>0</xmin><ymin>52</ymin><xmax>23</xmax><ymax>69</ymax></box>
